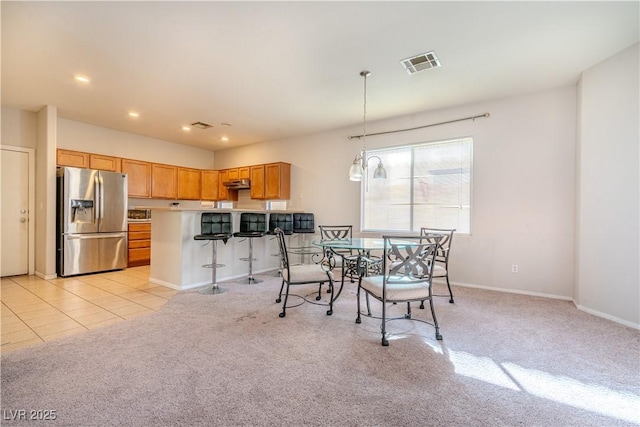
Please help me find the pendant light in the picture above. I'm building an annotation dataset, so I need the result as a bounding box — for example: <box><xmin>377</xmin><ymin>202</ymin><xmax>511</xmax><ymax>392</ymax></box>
<box><xmin>349</xmin><ymin>71</ymin><xmax>387</xmax><ymax>182</ymax></box>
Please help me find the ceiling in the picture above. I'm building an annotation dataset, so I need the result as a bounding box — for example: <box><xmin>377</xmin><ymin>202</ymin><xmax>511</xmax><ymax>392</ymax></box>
<box><xmin>2</xmin><ymin>2</ymin><xmax>638</xmax><ymax>152</ymax></box>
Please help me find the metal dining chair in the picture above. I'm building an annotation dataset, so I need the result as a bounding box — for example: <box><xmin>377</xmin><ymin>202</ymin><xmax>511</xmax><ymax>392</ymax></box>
<box><xmin>356</xmin><ymin>234</ymin><xmax>443</xmax><ymax>346</ymax></box>
<box><xmin>318</xmin><ymin>225</ymin><xmax>360</xmax><ymax>284</ymax></box>
<box><xmin>273</xmin><ymin>228</ymin><xmax>336</xmax><ymax>318</ymax></box>
<box><xmin>420</xmin><ymin>227</ymin><xmax>456</xmax><ymax>304</ymax></box>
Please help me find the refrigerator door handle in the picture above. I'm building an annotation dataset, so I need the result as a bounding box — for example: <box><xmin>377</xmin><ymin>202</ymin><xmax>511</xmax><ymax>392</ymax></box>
<box><xmin>66</xmin><ymin>232</ymin><xmax>127</xmax><ymax>240</ymax></box>
<box><xmin>98</xmin><ymin>173</ymin><xmax>105</xmax><ymax>221</ymax></box>
<box><xmin>93</xmin><ymin>173</ymin><xmax>100</xmax><ymax>226</ymax></box>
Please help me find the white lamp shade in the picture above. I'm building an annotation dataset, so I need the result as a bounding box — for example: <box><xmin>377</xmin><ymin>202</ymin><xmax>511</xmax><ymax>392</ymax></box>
<box><xmin>349</xmin><ymin>163</ymin><xmax>363</xmax><ymax>181</ymax></box>
<box><xmin>373</xmin><ymin>163</ymin><xmax>387</xmax><ymax>179</ymax></box>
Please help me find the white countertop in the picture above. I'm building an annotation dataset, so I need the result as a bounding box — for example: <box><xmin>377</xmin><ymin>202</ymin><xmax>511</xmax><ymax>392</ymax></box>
<box><xmin>136</xmin><ymin>206</ymin><xmax>301</xmax><ymax>213</ymax></box>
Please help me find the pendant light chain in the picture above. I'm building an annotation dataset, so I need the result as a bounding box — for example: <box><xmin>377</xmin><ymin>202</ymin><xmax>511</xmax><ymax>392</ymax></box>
<box><xmin>361</xmin><ymin>71</ymin><xmax>370</xmax><ymax>155</ymax></box>
<box><xmin>349</xmin><ymin>70</ymin><xmax>385</xmax><ymax>183</ymax></box>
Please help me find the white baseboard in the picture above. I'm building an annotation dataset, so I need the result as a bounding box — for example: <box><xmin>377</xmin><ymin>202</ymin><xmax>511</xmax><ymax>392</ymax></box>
<box><xmin>449</xmin><ymin>280</ymin><xmax>572</xmax><ymax>301</ymax></box>
<box><xmin>35</xmin><ymin>271</ymin><xmax>57</xmax><ymax>280</ymax></box>
<box><xmin>573</xmin><ymin>302</ymin><xmax>640</xmax><ymax>330</ymax></box>
<box><xmin>449</xmin><ymin>280</ymin><xmax>639</xmax><ymax>330</ymax></box>
<box><xmin>149</xmin><ymin>267</ymin><xmax>280</xmax><ymax>291</ymax></box>
<box><xmin>148</xmin><ymin>277</ymin><xmax>188</xmax><ymax>290</ymax></box>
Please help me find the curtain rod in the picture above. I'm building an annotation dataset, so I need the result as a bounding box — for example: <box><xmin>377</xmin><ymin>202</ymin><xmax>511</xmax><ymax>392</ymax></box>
<box><xmin>347</xmin><ymin>112</ymin><xmax>490</xmax><ymax>140</ymax></box>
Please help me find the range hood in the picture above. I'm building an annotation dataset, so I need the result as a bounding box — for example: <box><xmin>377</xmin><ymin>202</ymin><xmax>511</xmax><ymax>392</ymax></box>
<box><xmin>222</xmin><ymin>179</ymin><xmax>251</xmax><ymax>189</ymax></box>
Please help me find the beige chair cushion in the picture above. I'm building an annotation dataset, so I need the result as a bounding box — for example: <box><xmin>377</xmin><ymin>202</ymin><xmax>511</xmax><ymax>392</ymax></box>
<box><xmin>360</xmin><ymin>275</ymin><xmax>431</xmax><ymax>301</ymax></box>
<box><xmin>330</xmin><ymin>253</ymin><xmax>358</xmax><ymax>268</ymax></box>
<box><xmin>284</xmin><ymin>264</ymin><xmax>334</xmax><ymax>283</ymax></box>
<box><xmin>432</xmin><ymin>264</ymin><xmax>447</xmax><ymax>276</ymax></box>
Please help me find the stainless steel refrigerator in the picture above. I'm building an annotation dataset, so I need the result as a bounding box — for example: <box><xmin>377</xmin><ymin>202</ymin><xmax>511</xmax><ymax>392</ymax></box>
<box><xmin>57</xmin><ymin>166</ymin><xmax>128</xmax><ymax>277</ymax></box>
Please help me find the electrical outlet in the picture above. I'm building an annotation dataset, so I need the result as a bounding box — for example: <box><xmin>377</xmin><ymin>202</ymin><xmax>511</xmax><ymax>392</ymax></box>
<box><xmin>511</xmin><ymin>264</ymin><xmax>519</xmax><ymax>273</ymax></box>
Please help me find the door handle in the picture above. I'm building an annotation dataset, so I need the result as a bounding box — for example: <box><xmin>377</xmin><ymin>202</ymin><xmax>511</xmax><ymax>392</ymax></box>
<box><xmin>20</xmin><ymin>218</ymin><xmax>26</xmax><ymax>223</ymax></box>
<box><xmin>20</xmin><ymin>209</ymin><xmax>27</xmax><ymax>214</ymax></box>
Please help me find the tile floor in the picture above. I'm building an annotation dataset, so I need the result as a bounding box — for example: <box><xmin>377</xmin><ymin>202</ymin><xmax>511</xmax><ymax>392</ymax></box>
<box><xmin>1</xmin><ymin>266</ymin><xmax>177</xmax><ymax>354</ymax></box>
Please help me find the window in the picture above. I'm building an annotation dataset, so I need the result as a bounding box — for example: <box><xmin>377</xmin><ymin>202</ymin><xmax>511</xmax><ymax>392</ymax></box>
<box><xmin>362</xmin><ymin>137</ymin><xmax>472</xmax><ymax>234</ymax></box>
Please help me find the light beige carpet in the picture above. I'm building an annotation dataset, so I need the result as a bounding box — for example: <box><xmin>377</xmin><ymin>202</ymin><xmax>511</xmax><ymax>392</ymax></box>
<box><xmin>2</xmin><ymin>274</ymin><xmax>639</xmax><ymax>426</ymax></box>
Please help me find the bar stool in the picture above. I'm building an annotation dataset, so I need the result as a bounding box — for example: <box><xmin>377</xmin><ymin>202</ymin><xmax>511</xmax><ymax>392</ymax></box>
<box><xmin>194</xmin><ymin>212</ymin><xmax>233</xmax><ymax>294</ymax></box>
<box><xmin>268</xmin><ymin>213</ymin><xmax>294</xmax><ymax>235</ymax></box>
<box><xmin>234</xmin><ymin>213</ymin><xmax>267</xmax><ymax>284</ymax></box>
<box><xmin>267</xmin><ymin>213</ymin><xmax>294</xmax><ymax>275</ymax></box>
<box><xmin>293</xmin><ymin>212</ymin><xmax>315</xmax><ymax>234</ymax></box>
<box><xmin>292</xmin><ymin>212</ymin><xmax>316</xmax><ymax>264</ymax></box>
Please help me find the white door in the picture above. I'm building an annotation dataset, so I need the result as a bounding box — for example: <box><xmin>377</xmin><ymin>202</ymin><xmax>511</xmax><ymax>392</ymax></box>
<box><xmin>1</xmin><ymin>148</ymin><xmax>30</xmax><ymax>276</ymax></box>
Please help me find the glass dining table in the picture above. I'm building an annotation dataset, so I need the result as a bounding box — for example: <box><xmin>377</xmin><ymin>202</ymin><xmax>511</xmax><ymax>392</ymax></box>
<box><xmin>312</xmin><ymin>237</ymin><xmax>390</xmax><ymax>253</ymax></box>
<box><xmin>311</xmin><ymin>237</ymin><xmax>387</xmax><ymax>303</ymax></box>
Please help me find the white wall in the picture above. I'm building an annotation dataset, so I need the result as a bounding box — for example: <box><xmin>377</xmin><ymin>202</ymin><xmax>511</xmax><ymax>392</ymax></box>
<box><xmin>1</xmin><ymin>109</ymin><xmax>220</xmax><ymax>275</ymax></box>
<box><xmin>5</xmin><ymin>45</ymin><xmax>636</xmax><ymax>327</ymax></box>
<box><xmin>575</xmin><ymin>43</ymin><xmax>639</xmax><ymax>327</ymax></box>
<box><xmin>57</xmin><ymin>119</ymin><xmax>215</xmax><ymax>169</ymax></box>
<box><xmin>58</xmin><ymin>118</ymin><xmax>219</xmax><ymax>210</ymax></box>
<box><xmin>216</xmin><ymin>85</ymin><xmax>578</xmax><ymax>300</ymax></box>
<box><xmin>35</xmin><ymin>106</ymin><xmax>58</xmax><ymax>279</ymax></box>
<box><xmin>1</xmin><ymin>107</ymin><xmax>37</xmax><ymax>149</ymax></box>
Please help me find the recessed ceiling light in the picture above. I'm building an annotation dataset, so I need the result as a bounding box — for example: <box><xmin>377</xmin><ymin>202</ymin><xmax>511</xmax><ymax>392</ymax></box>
<box><xmin>74</xmin><ymin>75</ymin><xmax>90</xmax><ymax>83</ymax></box>
<box><xmin>128</xmin><ymin>111</ymin><xmax>139</xmax><ymax>118</ymax></box>
<box><xmin>182</xmin><ymin>126</ymin><xmax>191</xmax><ymax>131</ymax></box>
<box><xmin>221</xmin><ymin>136</ymin><xmax>229</xmax><ymax>142</ymax></box>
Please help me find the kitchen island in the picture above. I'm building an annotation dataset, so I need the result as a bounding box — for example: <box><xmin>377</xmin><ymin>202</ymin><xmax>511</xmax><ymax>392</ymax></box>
<box><xmin>147</xmin><ymin>208</ymin><xmax>289</xmax><ymax>290</ymax></box>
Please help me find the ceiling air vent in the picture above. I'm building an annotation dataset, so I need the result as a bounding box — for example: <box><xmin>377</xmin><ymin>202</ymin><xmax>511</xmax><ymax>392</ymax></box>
<box><xmin>191</xmin><ymin>121</ymin><xmax>213</xmax><ymax>129</ymax></box>
<box><xmin>400</xmin><ymin>51</ymin><xmax>441</xmax><ymax>75</ymax></box>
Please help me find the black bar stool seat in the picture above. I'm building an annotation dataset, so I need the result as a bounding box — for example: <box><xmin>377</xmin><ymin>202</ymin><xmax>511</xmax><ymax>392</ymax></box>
<box><xmin>234</xmin><ymin>213</ymin><xmax>267</xmax><ymax>284</ymax></box>
<box><xmin>291</xmin><ymin>212</ymin><xmax>316</xmax><ymax>264</ymax></box>
<box><xmin>267</xmin><ymin>213</ymin><xmax>294</xmax><ymax>276</ymax></box>
<box><xmin>267</xmin><ymin>213</ymin><xmax>294</xmax><ymax>235</ymax></box>
<box><xmin>194</xmin><ymin>212</ymin><xmax>233</xmax><ymax>294</ymax></box>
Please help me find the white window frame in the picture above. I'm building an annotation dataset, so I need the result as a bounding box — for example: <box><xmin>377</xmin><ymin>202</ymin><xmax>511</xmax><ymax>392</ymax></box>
<box><xmin>361</xmin><ymin>136</ymin><xmax>473</xmax><ymax>235</ymax></box>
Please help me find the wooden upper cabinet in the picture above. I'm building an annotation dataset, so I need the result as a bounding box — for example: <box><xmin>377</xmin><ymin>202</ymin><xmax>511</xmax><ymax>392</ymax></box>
<box><xmin>58</xmin><ymin>149</ymin><xmax>121</xmax><ymax>172</ymax></box>
<box><xmin>57</xmin><ymin>149</ymin><xmax>291</xmax><ymax>202</ymax></box>
<box><xmin>239</xmin><ymin>167</ymin><xmax>250</xmax><ymax>180</ymax></box>
<box><xmin>201</xmin><ymin>170</ymin><xmax>219</xmax><ymax>201</ymax></box>
<box><xmin>227</xmin><ymin>168</ymin><xmax>239</xmax><ymax>181</ymax></box>
<box><xmin>177</xmin><ymin>167</ymin><xmax>202</xmax><ymax>200</ymax></box>
<box><xmin>90</xmin><ymin>154</ymin><xmax>121</xmax><ymax>172</ymax></box>
<box><xmin>250</xmin><ymin>165</ymin><xmax>265</xmax><ymax>199</ymax></box>
<box><xmin>218</xmin><ymin>170</ymin><xmax>229</xmax><ymax>201</ymax></box>
<box><xmin>216</xmin><ymin>169</ymin><xmax>238</xmax><ymax>201</ymax></box>
<box><xmin>265</xmin><ymin>162</ymin><xmax>291</xmax><ymax>200</ymax></box>
<box><xmin>121</xmin><ymin>159</ymin><xmax>151</xmax><ymax>198</ymax></box>
<box><xmin>151</xmin><ymin>164</ymin><xmax>178</xmax><ymax>199</ymax></box>
<box><xmin>57</xmin><ymin>149</ymin><xmax>89</xmax><ymax>168</ymax></box>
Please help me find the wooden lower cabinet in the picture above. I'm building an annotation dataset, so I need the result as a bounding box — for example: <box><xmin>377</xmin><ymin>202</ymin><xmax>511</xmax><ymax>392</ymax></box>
<box><xmin>128</xmin><ymin>222</ymin><xmax>151</xmax><ymax>267</ymax></box>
